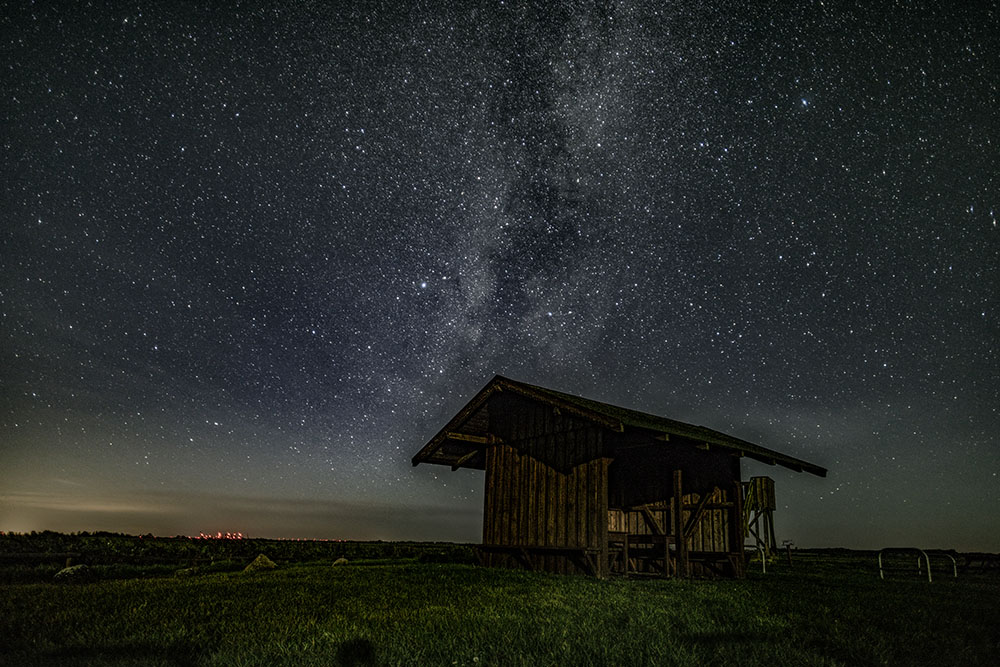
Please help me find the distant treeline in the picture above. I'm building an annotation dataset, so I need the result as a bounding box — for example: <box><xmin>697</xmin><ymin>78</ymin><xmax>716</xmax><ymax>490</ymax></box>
<box><xmin>0</xmin><ymin>530</ymin><xmax>476</xmax><ymax>566</ymax></box>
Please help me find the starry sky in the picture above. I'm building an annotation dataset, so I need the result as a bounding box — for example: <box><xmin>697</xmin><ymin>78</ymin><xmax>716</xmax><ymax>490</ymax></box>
<box><xmin>2</xmin><ymin>2</ymin><xmax>998</xmax><ymax>550</ymax></box>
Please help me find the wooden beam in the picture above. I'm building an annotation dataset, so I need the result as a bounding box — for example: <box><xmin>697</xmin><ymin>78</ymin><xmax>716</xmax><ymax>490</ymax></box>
<box><xmin>673</xmin><ymin>469</ymin><xmax>689</xmax><ymax>578</ymax></box>
<box><xmin>451</xmin><ymin>450</ymin><xmax>480</xmax><ymax>471</ymax></box>
<box><xmin>412</xmin><ymin>380</ymin><xmax>501</xmax><ymax>465</ymax></box>
<box><xmin>640</xmin><ymin>508</ymin><xmax>664</xmax><ymax>536</ymax></box>
<box><xmin>446</xmin><ymin>431</ymin><xmax>492</xmax><ymax>444</ymax></box>
<box><xmin>731</xmin><ymin>480</ymin><xmax>746</xmax><ymax>577</ymax></box>
<box><xmin>682</xmin><ymin>502</ymin><xmax>733</xmax><ymax>510</ymax></box>
<box><xmin>683</xmin><ymin>487</ymin><xmax>719</xmax><ymax>538</ymax></box>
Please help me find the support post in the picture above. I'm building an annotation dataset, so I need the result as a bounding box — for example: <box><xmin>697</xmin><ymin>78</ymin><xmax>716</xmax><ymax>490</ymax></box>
<box><xmin>663</xmin><ymin>534</ymin><xmax>670</xmax><ymax>577</ymax></box>
<box><xmin>673</xmin><ymin>469</ymin><xmax>689</xmax><ymax>578</ymax></box>
<box><xmin>731</xmin><ymin>480</ymin><xmax>746</xmax><ymax>578</ymax></box>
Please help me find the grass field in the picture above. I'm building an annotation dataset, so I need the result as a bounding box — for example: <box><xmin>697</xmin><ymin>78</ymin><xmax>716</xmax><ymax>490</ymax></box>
<box><xmin>2</xmin><ymin>549</ymin><xmax>998</xmax><ymax>666</ymax></box>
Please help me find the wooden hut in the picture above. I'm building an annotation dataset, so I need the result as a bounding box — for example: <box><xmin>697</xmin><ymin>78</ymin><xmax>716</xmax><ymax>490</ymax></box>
<box><xmin>412</xmin><ymin>376</ymin><xmax>827</xmax><ymax>578</ymax></box>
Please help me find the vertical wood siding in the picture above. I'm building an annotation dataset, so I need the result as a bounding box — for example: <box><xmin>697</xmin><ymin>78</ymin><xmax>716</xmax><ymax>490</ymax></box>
<box><xmin>479</xmin><ymin>393</ymin><xmax>745</xmax><ymax>577</ymax></box>
<box><xmin>680</xmin><ymin>487</ymin><xmax>730</xmax><ymax>553</ymax></box>
<box><xmin>608</xmin><ymin>494</ymin><xmax>731</xmax><ymax>540</ymax></box>
<box><xmin>482</xmin><ymin>394</ymin><xmax>608</xmax><ymax>575</ymax></box>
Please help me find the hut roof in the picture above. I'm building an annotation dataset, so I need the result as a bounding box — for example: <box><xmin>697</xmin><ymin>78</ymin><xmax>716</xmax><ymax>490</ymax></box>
<box><xmin>412</xmin><ymin>375</ymin><xmax>827</xmax><ymax>477</ymax></box>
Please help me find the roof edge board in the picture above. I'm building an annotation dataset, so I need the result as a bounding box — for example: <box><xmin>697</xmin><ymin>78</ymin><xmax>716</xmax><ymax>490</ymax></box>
<box><xmin>630</xmin><ymin>422</ymin><xmax>827</xmax><ymax>478</ymax></box>
<box><xmin>497</xmin><ymin>376</ymin><xmax>624</xmax><ymax>432</ymax></box>
<box><xmin>411</xmin><ymin>376</ymin><xmax>503</xmax><ymax>466</ymax></box>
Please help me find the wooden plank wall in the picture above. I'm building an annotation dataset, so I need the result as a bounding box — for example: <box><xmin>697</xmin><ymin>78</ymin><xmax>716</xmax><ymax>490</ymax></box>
<box><xmin>682</xmin><ymin>488</ymin><xmax>730</xmax><ymax>554</ymax></box>
<box><xmin>607</xmin><ymin>490</ymin><xmax>730</xmax><ymax>550</ymax></box>
<box><xmin>607</xmin><ymin>507</ymin><xmax>669</xmax><ymax>535</ymax></box>
<box><xmin>482</xmin><ymin>394</ymin><xmax>608</xmax><ymax>576</ymax></box>
<box><xmin>745</xmin><ymin>476</ymin><xmax>776</xmax><ymax>510</ymax></box>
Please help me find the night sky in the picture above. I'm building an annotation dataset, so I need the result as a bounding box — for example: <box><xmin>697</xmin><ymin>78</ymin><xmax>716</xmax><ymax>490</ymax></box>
<box><xmin>3</xmin><ymin>2</ymin><xmax>997</xmax><ymax>550</ymax></box>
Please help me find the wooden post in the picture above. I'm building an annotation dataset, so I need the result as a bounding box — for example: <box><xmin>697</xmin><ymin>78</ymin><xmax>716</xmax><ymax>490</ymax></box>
<box><xmin>731</xmin><ymin>480</ymin><xmax>745</xmax><ymax>578</ymax></box>
<box><xmin>663</xmin><ymin>534</ymin><xmax>670</xmax><ymax>577</ymax></box>
<box><xmin>673</xmin><ymin>469</ymin><xmax>689</xmax><ymax>578</ymax></box>
<box><xmin>597</xmin><ymin>456</ymin><xmax>610</xmax><ymax>579</ymax></box>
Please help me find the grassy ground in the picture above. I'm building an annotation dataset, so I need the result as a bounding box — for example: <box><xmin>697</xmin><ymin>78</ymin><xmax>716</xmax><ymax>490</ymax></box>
<box><xmin>1</xmin><ymin>551</ymin><xmax>997</xmax><ymax>666</ymax></box>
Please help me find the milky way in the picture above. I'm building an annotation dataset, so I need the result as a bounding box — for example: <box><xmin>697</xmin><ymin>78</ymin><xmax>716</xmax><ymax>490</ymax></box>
<box><xmin>2</xmin><ymin>2</ymin><xmax>997</xmax><ymax>548</ymax></box>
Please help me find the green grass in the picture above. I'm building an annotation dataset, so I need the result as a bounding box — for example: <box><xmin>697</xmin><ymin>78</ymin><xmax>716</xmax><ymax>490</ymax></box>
<box><xmin>1</xmin><ymin>553</ymin><xmax>998</xmax><ymax>666</ymax></box>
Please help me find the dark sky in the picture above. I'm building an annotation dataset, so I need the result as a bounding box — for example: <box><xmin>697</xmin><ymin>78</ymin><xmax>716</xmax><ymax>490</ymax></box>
<box><xmin>2</xmin><ymin>2</ymin><xmax>997</xmax><ymax>550</ymax></box>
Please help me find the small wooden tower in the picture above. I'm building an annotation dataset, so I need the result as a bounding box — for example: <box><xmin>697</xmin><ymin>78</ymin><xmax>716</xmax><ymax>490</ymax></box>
<box><xmin>412</xmin><ymin>376</ymin><xmax>826</xmax><ymax>578</ymax></box>
<box><xmin>743</xmin><ymin>476</ymin><xmax>778</xmax><ymax>556</ymax></box>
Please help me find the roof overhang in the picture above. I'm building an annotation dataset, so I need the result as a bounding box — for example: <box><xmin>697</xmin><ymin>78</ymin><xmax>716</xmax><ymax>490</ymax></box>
<box><xmin>411</xmin><ymin>375</ymin><xmax>625</xmax><ymax>470</ymax></box>
<box><xmin>412</xmin><ymin>375</ymin><xmax>828</xmax><ymax>477</ymax></box>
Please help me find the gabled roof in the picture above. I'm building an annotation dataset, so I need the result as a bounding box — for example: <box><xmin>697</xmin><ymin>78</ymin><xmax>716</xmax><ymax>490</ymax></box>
<box><xmin>412</xmin><ymin>375</ymin><xmax>828</xmax><ymax>477</ymax></box>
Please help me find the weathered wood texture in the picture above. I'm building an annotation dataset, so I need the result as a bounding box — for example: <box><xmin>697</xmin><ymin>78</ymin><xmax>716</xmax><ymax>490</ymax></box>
<box><xmin>745</xmin><ymin>476</ymin><xmax>776</xmax><ymax>510</ymax></box>
<box><xmin>607</xmin><ymin>504</ymin><xmax>669</xmax><ymax>535</ymax></box>
<box><xmin>743</xmin><ymin>476</ymin><xmax>777</xmax><ymax>556</ymax></box>
<box><xmin>482</xmin><ymin>392</ymin><xmax>608</xmax><ymax>576</ymax></box>
<box><xmin>682</xmin><ymin>487</ymin><xmax>730</xmax><ymax>553</ymax></box>
<box><xmin>607</xmin><ymin>456</ymin><xmax>744</xmax><ymax>577</ymax></box>
<box><xmin>481</xmin><ymin>415</ymin><xmax>745</xmax><ymax>577</ymax></box>
<box><xmin>415</xmin><ymin>376</ymin><xmax>826</xmax><ymax>579</ymax></box>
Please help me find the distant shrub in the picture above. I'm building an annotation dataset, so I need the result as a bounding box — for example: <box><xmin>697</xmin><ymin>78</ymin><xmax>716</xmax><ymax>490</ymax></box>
<box><xmin>53</xmin><ymin>564</ymin><xmax>93</xmax><ymax>582</ymax></box>
<box><xmin>243</xmin><ymin>554</ymin><xmax>277</xmax><ymax>573</ymax></box>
